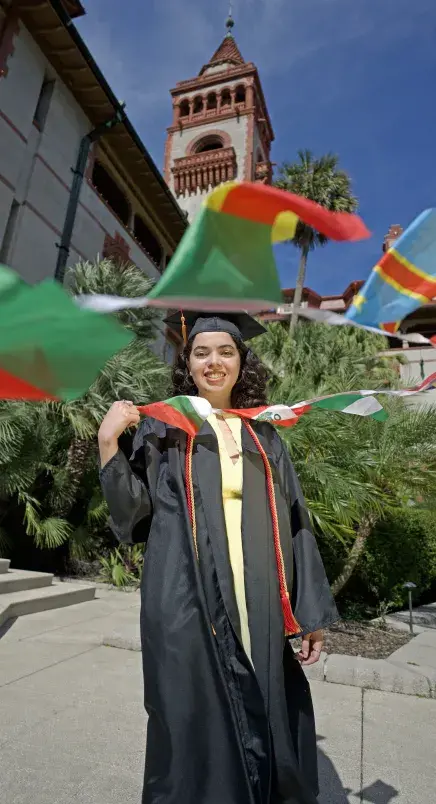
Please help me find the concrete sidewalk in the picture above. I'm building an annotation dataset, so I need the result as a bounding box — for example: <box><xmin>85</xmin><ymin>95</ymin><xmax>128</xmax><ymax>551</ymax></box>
<box><xmin>1</xmin><ymin>588</ymin><xmax>435</xmax><ymax>803</ymax></box>
<box><xmin>103</xmin><ymin>596</ymin><xmax>436</xmax><ymax>699</ymax></box>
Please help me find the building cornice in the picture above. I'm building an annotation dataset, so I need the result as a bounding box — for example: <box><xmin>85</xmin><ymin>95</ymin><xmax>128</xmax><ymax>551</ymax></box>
<box><xmin>171</xmin><ymin>63</ymin><xmax>257</xmax><ymax>94</ymax></box>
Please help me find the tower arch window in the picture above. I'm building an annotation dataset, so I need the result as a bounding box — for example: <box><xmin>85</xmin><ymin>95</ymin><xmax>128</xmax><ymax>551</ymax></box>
<box><xmin>91</xmin><ymin>161</ymin><xmax>130</xmax><ymax>226</ymax></box>
<box><xmin>179</xmin><ymin>99</ymin><xmax>190</xmax><ymax>118</ymax></box>
<box><xmin>194</xmin><ymin>135</ymin><xmax>224</xmax><ymax>154</ymax></box>
<box><xmin>193</xmin><ymin>96</ymin><xmax>204</xmax><ymax>114</ymax></box>
<box><xmin>186</xmin><ymin>129</ymin><xmax>232</xmax><ymax>156</ymax></box>
<box><xmin>133</xmin><ymin>215</ymin><xmax>163</xmax><ymax>266</ymax></box>
<box><xmin>206</xmin><ymin>92</ymin><xmax>217</xmax><ymax>110</ymax></box>
<box><xmin>221</xmin><ymin>88</ymin><xmax>231</xmax><ymax>108</ymax></box>
<box><xmin>235</xmin><ymin>85</ymin><xmax>246</xmax><ymax>105</ymax></box>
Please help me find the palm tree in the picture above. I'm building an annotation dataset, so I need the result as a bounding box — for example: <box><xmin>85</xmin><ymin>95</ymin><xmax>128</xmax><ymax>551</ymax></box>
<box><xmin>0</xmin><ymin>258</ymin><xmax>170</xmax><ymax>562</ymax></box>
<box><xmin>253</xmin><ymin>319</ymin><xmax>403</xmax><ymax>405</ymax></box>
<box><xmin>275</xmin><ymin>150</ymin><xmax>358</xmax><ymax>335</ymax></box>
<box><xmin>253</xmin><ymin>321</ymin><xmax>436</xmax><ymax>596</ymax></box>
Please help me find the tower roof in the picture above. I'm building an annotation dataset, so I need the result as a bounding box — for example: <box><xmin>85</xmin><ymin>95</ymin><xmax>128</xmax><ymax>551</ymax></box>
<box><xmin>199</xmin><ymin>27</ymin><xmax>245</xmax><ymax>76</ymax></box>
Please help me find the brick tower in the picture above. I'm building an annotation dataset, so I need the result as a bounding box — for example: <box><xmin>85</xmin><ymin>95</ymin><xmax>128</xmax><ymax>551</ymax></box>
<box><xmin>383</xmin><ymin>224</ymin><xmax>404</xmax><ymax>252</ymax></box>
<box><xmin>164</xmin><ymin>14</ymin><xmax>274</xmax><ymax>220</ymax></box>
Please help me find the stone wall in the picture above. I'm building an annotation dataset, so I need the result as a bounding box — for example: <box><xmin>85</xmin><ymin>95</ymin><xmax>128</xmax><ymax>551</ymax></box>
<box><xmin>0</xmin><ymin>20</ymin><xmax>164</xmax><ymax>288</ymax></box>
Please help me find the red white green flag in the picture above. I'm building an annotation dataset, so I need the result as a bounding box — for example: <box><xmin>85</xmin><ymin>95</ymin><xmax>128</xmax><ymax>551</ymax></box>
<box><xmin>138</xmin><ymin>373</ymin><xmax>436</xmax><ymax>435</ymax></box>
<box><xmin>138</xmin><ymin>372</ymin><xmax>436</xmax><ymax>436</ymax></box>
<box><xmin>139</xmin><ymin>396</ymin><xmax>212</xmax><ymax>438</ymax></box>
<box><xmin>137</xmin><ymin>392</ymin><xmax>389</xmax><ymax>435</ymax></box>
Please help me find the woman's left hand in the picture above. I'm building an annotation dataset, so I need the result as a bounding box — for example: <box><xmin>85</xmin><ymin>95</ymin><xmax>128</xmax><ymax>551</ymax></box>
<box><xmin>297</xmin><ymin>630</ymin><xmax>324</xmax><ymax>666</ymax></box>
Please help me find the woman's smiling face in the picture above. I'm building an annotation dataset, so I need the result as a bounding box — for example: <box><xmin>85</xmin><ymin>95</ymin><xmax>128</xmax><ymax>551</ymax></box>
<box><xmin>187</xmin><ymin>331</ymin><xmax>241</xmax><ymax>406</ymax></box>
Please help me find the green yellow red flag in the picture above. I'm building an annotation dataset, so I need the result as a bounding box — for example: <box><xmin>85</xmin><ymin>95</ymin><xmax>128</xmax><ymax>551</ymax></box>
<box><xmin>77</xmin><ymin>181</ymin><xmax>370</xmax><ymax>314</ymax></box>
<box><xmin>0</xmin><ymin>264</ymin><xmax>132</xmax><ymax>401</ymax></box>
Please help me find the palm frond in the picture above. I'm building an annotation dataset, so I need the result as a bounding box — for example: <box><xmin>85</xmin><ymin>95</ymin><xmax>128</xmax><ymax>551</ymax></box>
<box><xmin>33</xmin><ymin>517</ymin><xmax>72</xmax><ymax>550</ymax></box>
<box><xmin>274</xmin><ymin>150</ymin><xmax>357</xmax><ymax>251</ymax></box>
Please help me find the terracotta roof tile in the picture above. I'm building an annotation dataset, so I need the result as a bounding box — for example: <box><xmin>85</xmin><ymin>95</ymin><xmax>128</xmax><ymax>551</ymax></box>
<box><xmin>201</xmin><ymin>34</ymin><xmax>245</xmax><ymax>73</ymax></box>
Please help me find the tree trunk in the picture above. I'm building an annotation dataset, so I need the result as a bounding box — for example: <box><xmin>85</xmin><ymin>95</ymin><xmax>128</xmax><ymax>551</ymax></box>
<box><xmin>289</xmin><ymin>244</ymin><xmax>309</xmax><ymax>336</ymax></box>
<box><xmin>331</xmin><ymin>516</ymin><xmax>375</xmax><ymax>597</ymax></box>
<box><xmin>54</xmin><ymin>437</ymin><xmax>92</xmax><ymax>519</ymax></box>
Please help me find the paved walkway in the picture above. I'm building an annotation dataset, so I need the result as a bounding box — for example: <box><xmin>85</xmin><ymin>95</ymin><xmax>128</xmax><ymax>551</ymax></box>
<box><xmin>1</xmin><ymin>588</ymin><xmax>435</xmax><ymax>803</ymax></box>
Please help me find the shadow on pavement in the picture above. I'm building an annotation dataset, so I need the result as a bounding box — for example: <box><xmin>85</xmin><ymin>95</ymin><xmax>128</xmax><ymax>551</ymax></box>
<box><xmin>317</xmin><ymin>736</ymin><xmax>399</xmax><ymax>803</ymax></box>
<box><xmin>317</xmin><ymin>743</ymin><xmax>353</xmax><ymax>803</ymax></box>
<box><xmin>360</xmin><ymin>781</ymin><xmax>400</xmax><ymax>802</ymax></box>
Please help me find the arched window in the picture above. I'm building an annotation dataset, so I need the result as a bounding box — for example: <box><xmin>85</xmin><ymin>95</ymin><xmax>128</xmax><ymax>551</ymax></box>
<box><xmin>133</xmin><ymin>215</ymin><xmax>163</xmax><ymax>266</ymax></box>
<box><xmin>91</xmin><ymin>161</ymin><xmax>130</xmax><ymax>225</ymax></box>
<box><xmin>193</xmin><ymin>96</ymin><xmax>203</xmax><ymax>114</ymax></box>
<box><xmin>235</xmin><ymin>85</ymin><xmax>246</xmax><ymax>105</ymax></box>
<box><xmin>206</xmin><ymin>92</ymin><xmax>217</xmax><ymax>110</ymax></box>
<box><xmin>194</xmin><ymin>135</ymin><xmax>224</xmax><ymax>154</ymax></box>
<box><xmin>179</xmin><ymin>99</ymin><xmax>190</xmax><ymax>117</ymax></box>
<box><xmin>221</xmin><ymin>88</ymin><xmax>231</xmax><ymax>108</ymax></box>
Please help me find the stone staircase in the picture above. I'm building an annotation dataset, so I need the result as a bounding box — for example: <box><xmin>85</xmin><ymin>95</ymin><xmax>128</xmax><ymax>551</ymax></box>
<box><xmin>0</xmin><ymin>558</ymin><xmax>96</xmax><ymax>627</ymax></box>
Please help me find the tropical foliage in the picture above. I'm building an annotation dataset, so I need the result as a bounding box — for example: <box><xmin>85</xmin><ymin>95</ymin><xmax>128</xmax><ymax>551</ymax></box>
<box><xmin>253</xmin><ymin>320</ymin><xmax>436</xmax><ymax>606</ymax></box>
<box><xmin>275</xmin><ymin>150</ymin><xmax>358</xmax><ymax>334</ymax></box>
<box><xmin>99</xmin><ymin>544</ymin><xmax>143</xmax><ymax>588</ymax></box>
<box><xmin>2</xmin><ymin>259</ymin><xmax>436</xmax><ymax>615</ymax></box>
<box><xmin>0</xmin><ymin>258</ymin><xmax>170</xmax><ymax>569</ymax></box>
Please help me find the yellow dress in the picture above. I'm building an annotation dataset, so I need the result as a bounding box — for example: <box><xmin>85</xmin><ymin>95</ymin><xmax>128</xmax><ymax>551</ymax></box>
<box><xmin>208</xmin><ymin>412</ymin><xmax>252</xmax><ymax>663</ymax></box>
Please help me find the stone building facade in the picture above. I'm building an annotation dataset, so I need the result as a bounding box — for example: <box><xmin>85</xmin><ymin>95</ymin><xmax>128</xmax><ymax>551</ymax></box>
<box><xmin>164</xmin><ymin>17</ymin><xmax>274</xmax><ymax>220</ymax></box>
<box><xmin>0</xmin><ymin>0</ymin><xmax>187</xmax><ymax>359</ymax></box>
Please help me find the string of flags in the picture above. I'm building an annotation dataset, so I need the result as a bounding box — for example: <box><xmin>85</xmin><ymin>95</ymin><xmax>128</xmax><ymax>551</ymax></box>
<box><xmin>137</xmin><ymin>371</ymin><xmax>436</xmax><ymax>437</ymax></box>
<box><xmin>75</xmin><ymin>181</ymin><xmax>436</xmax><ymax>348</ymax></box>
<box><xmin>0</xmin><ymin>181</ymin><xmax>436</xmax><ymax>415</ymax></box>
<box><xmin>76</xmin><ymin>181</ymin><xmax>369</xmax><ymax>314</ymax></box>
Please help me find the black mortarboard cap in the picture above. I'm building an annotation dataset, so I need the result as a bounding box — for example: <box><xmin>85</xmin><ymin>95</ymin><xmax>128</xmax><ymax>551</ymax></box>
<box><xmin>164</xmin><ymin>311</ymin><xmax>266</xmax><ymax>343</ymax></box>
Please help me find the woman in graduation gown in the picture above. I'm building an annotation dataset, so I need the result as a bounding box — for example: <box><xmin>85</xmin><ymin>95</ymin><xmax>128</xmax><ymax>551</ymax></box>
<box><xmin>98</xmin><ymin>312</ymin><xmax>339</xmax><ymax>804</ymax></box>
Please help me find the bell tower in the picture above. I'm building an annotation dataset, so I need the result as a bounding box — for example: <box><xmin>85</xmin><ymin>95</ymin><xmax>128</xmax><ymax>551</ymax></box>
<box><xmin>164</xmin><ymin>14</ymin><xmax>274</xmax><ymax>220</ymax></box>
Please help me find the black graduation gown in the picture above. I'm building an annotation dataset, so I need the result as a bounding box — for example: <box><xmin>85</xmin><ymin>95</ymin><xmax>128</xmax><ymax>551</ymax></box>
<box><xmin>100</xmin><ymin>416</ymin><xmax>339</xmax><ymax>804</ymax></box>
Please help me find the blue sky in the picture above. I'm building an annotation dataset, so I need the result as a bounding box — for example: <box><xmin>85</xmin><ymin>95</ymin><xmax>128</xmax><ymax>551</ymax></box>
<box><xmin>76</xmin><ymin>0</ymin><xmax>436</xmax><ymax>295</ymax></box>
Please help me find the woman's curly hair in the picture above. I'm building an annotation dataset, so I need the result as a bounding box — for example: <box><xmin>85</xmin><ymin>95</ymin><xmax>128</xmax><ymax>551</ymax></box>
<box><xmin>172</xmin><ymin>338</ymin><xmax>269</xmax><ymax>408</ymax></box>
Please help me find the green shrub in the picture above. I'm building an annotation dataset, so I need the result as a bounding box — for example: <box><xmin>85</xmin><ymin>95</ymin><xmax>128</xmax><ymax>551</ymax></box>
<box><xmin>341</xmin><ymin>508</ymin><xmax>436</xmax><ymax>612</ymax></box>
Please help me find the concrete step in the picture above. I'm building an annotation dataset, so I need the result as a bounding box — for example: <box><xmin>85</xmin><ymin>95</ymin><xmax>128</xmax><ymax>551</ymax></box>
<box><xmin>0</xmin><ymin>558</ymin><xmax>10</xmax><ymax>574</ymax></box>
<box><xmin>0</xmin><ymin>582</ymin><xmax>96</xmax><ymax>627</ymax></box>
<box><xmin>0</xmin><ymin>569</ymin><xmax>53</xmax><ymax>595</ymax></box>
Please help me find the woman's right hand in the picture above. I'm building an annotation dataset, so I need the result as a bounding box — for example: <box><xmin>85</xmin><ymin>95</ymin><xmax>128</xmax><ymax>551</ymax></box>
<box><xmin>98</xmin><ymin>400</ymin><xmax>141</xmax><ymax>447</ymax></box>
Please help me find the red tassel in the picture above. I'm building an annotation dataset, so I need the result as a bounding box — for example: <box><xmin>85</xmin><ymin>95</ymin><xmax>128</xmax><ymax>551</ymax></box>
<box><xmin>244</xmin><ymin>421</ymin><xmax>301</xmax><ymax>637</ymax></box>
<box><xmin>281</xmin><ymin>593</ymin><xmax>300</xmax><ymax>636</ymax></box>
